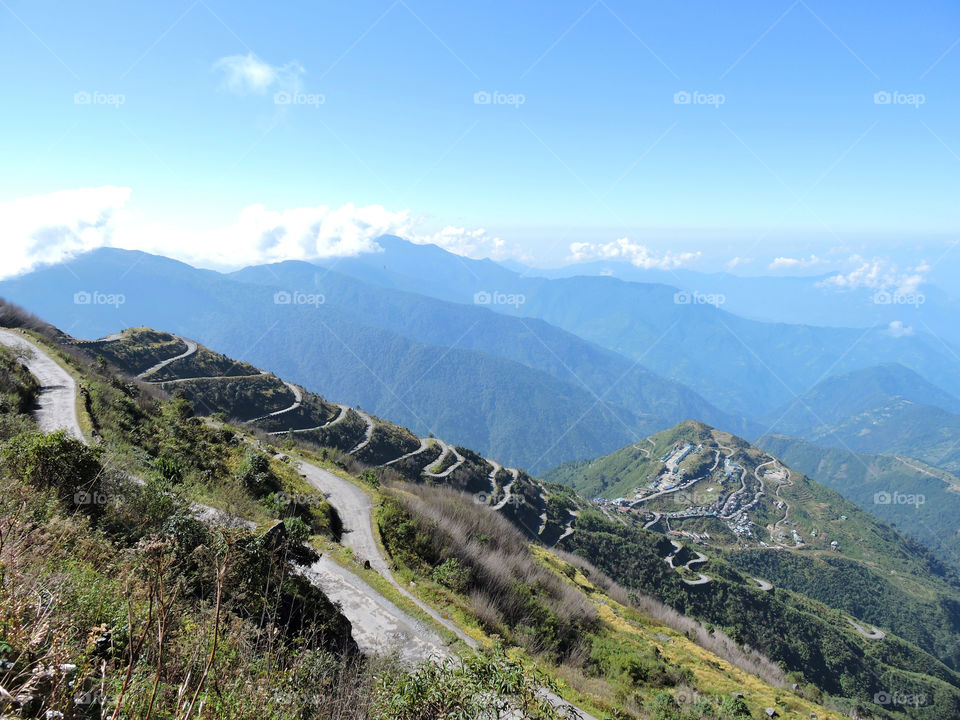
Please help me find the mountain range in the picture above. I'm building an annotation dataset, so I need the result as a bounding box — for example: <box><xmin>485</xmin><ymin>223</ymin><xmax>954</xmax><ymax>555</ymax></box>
<box><xmin>6</xmin><ymin>239</ymin><xmax>960</xmax><ymax>472</ymax></box>
<box><xmin>761</xmin><ymin>364</ymin><xmax>960</xmax><ymax>473</ymax></box>
<box><xmin>311</xmin><ymin>237</ymin><xmax>960</xmax><ymax>419</ymax></box>
<box><xmin>0</xmin><ymin>247</ymin><xmax>749</xmax><ymax>471</ymax></box>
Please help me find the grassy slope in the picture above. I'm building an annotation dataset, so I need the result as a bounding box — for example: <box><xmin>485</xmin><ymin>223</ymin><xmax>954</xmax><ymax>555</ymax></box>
<box><xmin>82</xmin><ymin>327</ymin><xmax>187</xmax><ymax>375</ymax></box>
<box><xmin>757</xmin><ymin>433</ymin><xmax>960</xmax><ymax>570</ymax></box>
<box><xmin>375</xmin><ymin>482</ymin><xmax>849</xmax><ymax>719</ymax></box>
<box><xmin>562</xmin><ymin>510</ymin><xmax>960</xmax><ymax>719</ymax></box>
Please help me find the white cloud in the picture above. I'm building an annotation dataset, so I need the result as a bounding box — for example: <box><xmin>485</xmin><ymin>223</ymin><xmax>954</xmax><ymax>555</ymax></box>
<box><xmin>886</xmin><ymin>320</ymin><xmax>914</xmax><ymax>338</ymax></box>
<box><xmin>413</xmin><ymin>226</ymin><xmax>513</xmax><ymax>261</ymax></box>
<box><xmin>213</xmin><ymin>53</ymin><xmax>303</xmax><ymax>95</ymax></box>
<box><xmin>122</xmin><ymin>203</ymin><xmax>414</xmax><ymax>269</ymax></box>
<box><xmin>818</xmin><ymin>255</ymin><xmax>928</xmax><ymax>294</ymax></box>
<box><xmin>0</xmin><ymin>188</ymin><xmax>526</xmax><ymax>278</ymax></box>
<box><xmin>725</xmin><ymin>256</ymin><xmax>752</xmax><ymax>269</ymax></box>
<box><xmin>567</xmin><ymin>238</ymin><xmax>700</xmax><ymax>269</ymax></box>
<box><xmin>768</xmin><ymin>254</ymin><xmax>824</xmax><ymax>271</ymax></box>
<box><xmin>0</xmin><ymin>187</ymin><xmax>131</xmax><ymax>278</ymax></box>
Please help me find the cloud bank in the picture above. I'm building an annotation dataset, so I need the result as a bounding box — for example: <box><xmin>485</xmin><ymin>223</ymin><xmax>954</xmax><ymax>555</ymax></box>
<box><xmin>567</xmin><ymin>238</ymin><xmax>700</xmax><ymax>269</ymax></box>
<box><xmin>0</xmin><ymin>187</ymin><xmax>519</xmax><ymax>279</ymax></box>
<box><xmin>768</xmin><ymin>254</ymin><xmax>825</xmax><ymax>270</ymax></box>
<box><xmin>818</xmin><ymin>255</ymin><xmax>929</xmax><ymax>294</ymax></box>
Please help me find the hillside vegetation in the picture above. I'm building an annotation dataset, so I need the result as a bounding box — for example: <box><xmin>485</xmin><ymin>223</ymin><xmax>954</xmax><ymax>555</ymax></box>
<box><xmin>4</xmin><ymin>305</ymin><xmax>959</xmax><ymax>717</ymax></box>
<box><xmin>0</xmin><ymin>306</ymin><xmax>863</xmax><ymax>719</ymax></box>
<box><xmin>757</xmin><ymin>434</ymin><xmax>960</xmax><ymax>571</ymax></box>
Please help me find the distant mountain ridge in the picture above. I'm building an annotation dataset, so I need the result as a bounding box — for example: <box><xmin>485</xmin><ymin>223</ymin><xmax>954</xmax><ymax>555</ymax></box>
<box><xmin>761</xmin><ymin>364</ymin><xmax>960</xmax><ymax>473</ymax></box>
<box><xmin>0</xmin><ymin>247</ymin><xmax>747</xmax><ymax>471</ymax></box>
<box><xmin>762</xmin><ymin>362</ymin><xmax>960</xmax><ymax>432</ymax></box>
<box><xmin>313</xmin><ymin>236</ymin><xmax>960</xmax><ymax>419</ymax></box>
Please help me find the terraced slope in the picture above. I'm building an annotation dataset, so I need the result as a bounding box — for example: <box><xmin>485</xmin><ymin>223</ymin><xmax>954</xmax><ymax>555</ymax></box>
<box><xmin>73</xmin><ymin>328</ymin><xmax>542</xmax><ymax>520</ymax></box>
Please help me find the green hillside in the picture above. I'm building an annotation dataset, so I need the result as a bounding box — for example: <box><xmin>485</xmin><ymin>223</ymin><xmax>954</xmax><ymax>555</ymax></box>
<box><xmin>75</xmin><ymin>324</ymin><xmax>960</xmax><ymax>715</ymax></box>
<box><xmin>543</xmin><ymin>421</ymin><xmax>960</xmax><ymax>687</ymax></box>
<box><xmin>757</xmin><ymin>434</ymin><xmax>960</xmax><ymax>571</ymax></box>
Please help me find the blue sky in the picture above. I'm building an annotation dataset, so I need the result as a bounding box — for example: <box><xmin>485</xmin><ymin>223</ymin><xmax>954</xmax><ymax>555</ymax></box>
<box><xmin>2</xmin><ymin>0</ymin><xmax>958</xmax><ymax>279</ymax></box>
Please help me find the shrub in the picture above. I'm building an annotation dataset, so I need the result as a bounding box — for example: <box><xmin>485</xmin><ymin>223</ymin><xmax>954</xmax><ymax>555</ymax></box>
<box><xmin>236</xmin><ymin>449</ymin><xmax>280</xmax><ymax>496</ymax></box>
<box><xmin>0</xmin><ymin>430</ymin><xmax>103</xmax><ymax>509</ymax></box>
<box><xmin>432</xmin><ymin>557</ymin><xmax>471</xmax><ymax>593</ymax></box>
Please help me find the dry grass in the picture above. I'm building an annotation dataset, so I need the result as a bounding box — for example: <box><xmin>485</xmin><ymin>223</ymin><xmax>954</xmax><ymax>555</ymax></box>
<box><xmin>383</xmin><ymin>482</ymin><xmax>598</xmax><ymax>662</ymax></box>
<box><xmin>554</xmin><ymin>549</ymin><xmax>786</xmax><ymax>689</ymax></box>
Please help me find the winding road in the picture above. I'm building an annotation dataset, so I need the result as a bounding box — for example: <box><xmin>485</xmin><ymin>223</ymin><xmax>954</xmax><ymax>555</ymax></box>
<box><xmin>537</xmin><ymin>490</ymin><xmax>549</xmax><ymax>535</ymax></box>
<box><xmin>423</xmin><ymin>439</ymin><xmax>465</xmax><ymax>478</ymax></box>
<box><xmin>2</xmin><ymin>331</ymin><xmax>256</xmax><ymax>533</ymax></box>
<box><xmin>383</xmin><ymin>437</ymin><xmax>431</xmax><ymax>466</ymax></box>
<box><xmin>552</xmin><ymin>510</ymin><xmax>579</xmax><ymax>547</ymax></box>
<box><xmin>0</xmin><ymin>329</ymin><xmax>83</xmax><ymax>440</ymax></box>
<box><xmin>248</xmin><ymin>380</ymin><xmax>303</xmax><ymax>422</ymax></box>
<box><xmin>295</xmin><ymin>456</ymin><xmax>597</xmax><ymax>719</ymax></box>
<box><xmin>642</xmin><ymin>512</ymin><xmax>662</xmax><ymax>530</ymax></box>
<box><xmin>492</xmin><ymin>468</ymin><xmax>519</xmax><ymax>510</ymax></box>
<box><xmin>772</xmin><ymin>464</ymin><xmax>795</xmax><ymax>537</ymax></box>
<box><xmin>267</xmin><ymin>402</ymin><xmax>349</xmax><ymax>436</ymax></box>
<box><xmin>846</xmin><ymin>618</ymin><xmax>886</xmax><ymax>640</ymax></box>
<box><xmin>348</xmin><ymin>409</ymin><xmax>375</xmax><ymax>454</ymax></box>
<box><xmin>752</xmin><ymin>577</ymin><xmax>773</xmax><ymax>592</ymax></box>
<box><xmin>663</xmin><ymin>539</ymin><xmax>712</xmax><ymax>585</ymax></box>
<box><xmin>484</xmin><ymin>458</ymin><xmax>502</xmax><ymax>499</ymax></box>
<box><xmin>136</xmin><ymin>337</ymin><xmax>198</xmax><ymax>379</ymax></box>
<box><xmin>294</xmin><ymin>458</ymin><xmax>476</xmax><ymax>648</ymax></box>
<box><xmin>299</xmin><ymin>556</ymin><xmax>447</xmax><ymax>663</ymax></box>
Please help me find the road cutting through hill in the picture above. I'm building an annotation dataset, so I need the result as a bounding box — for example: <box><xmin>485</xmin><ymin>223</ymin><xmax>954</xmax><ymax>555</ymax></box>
<box><xmin>0</xmin><ymin>329</ymin><xmax>84</xmax><ymax>440</ymax></box>
<box><xmin>294</xmin><ymin>455</ymin><xmax>599</xmax><ymax>719</ymax></box>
